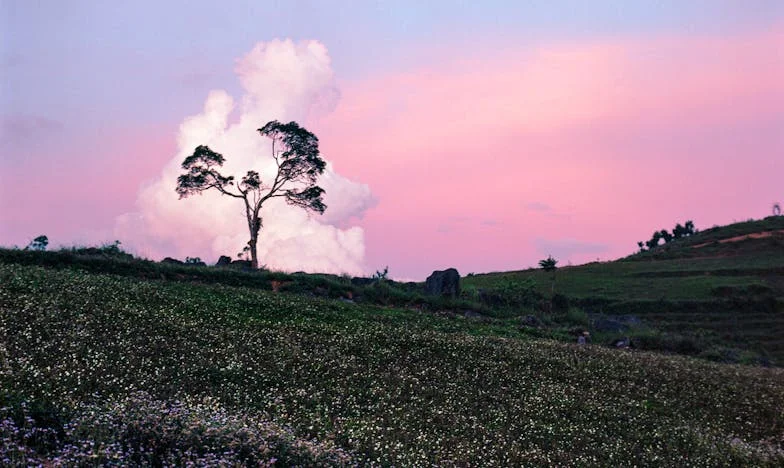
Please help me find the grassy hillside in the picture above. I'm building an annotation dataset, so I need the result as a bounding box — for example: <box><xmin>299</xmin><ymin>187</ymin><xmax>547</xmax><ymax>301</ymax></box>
<box><xmin>464</xmin><ymin>216</ymin><xmax>784</xmax><ymax>362</ymax></box>
<box><xmin>2</xmin><ymin>264</ymin><xmax>783</xmax><ymax>465</ymax></box>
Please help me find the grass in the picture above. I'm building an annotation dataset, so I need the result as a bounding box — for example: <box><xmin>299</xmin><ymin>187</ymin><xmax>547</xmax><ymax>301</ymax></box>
<box><xmin>2</xmin><ymin>263</ymin><xmax>784</xmax><ymax>465</ymax></box>
<box><xmin>464</xmin><ymin>217</ymin><xmax>784</xmax><ymax>363</ymax></box>
<box><xmin>3</xmin><ymin>218</ymin><xmax>784</xmax><ymax>364</ymax></box>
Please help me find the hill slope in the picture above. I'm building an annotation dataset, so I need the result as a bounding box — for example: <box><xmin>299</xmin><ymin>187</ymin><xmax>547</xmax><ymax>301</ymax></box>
<box><xmin>2</xmin><ymin>263</ymin><xmax>783</xmax><ymax>465</ymax></box>
<box><xmin>464</xmin><ymin>216</ymin><xmax>784</xmax><ymax>362</ymax></box>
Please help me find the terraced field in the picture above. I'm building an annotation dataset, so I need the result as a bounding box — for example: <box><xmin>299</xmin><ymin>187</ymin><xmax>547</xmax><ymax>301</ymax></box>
<box><xmin>464</xmin><ymin>217</ymin><xmax>784</xmax><ymax>362</ymax></box>
<box><xmin>2</xmin><ymin>263</ymin><xmax>783</xmax><ymax>465</ymax></box>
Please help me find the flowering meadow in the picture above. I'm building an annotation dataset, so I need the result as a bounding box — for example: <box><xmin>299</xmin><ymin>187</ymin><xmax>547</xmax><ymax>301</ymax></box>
<box><xmin>2</xmin><ymin>263</ymin><xmax>783</xmax><ymax>465</ymax></box>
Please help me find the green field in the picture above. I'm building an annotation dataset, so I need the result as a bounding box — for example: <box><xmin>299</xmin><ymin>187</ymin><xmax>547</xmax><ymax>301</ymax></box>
<box><xmin>2</xmin><ymin>262</ymin><xmax>784</xmax><ymax>465</ymax></box>
<box><xmin>2</xmin><ymin>217</ymin><xmax>784</xmax><ymax>465</ymax></box>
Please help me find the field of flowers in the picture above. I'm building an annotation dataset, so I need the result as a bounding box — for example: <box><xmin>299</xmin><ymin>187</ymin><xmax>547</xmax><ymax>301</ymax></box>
<box><xmin>2</xmin><ymin>263</ymin><xmax>784</xmax><ymax>465</ymax></box>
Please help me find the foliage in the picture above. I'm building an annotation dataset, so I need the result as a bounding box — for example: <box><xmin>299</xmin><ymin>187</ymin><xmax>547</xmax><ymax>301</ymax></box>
<box><xmin>185</xmin><ymin>256</ymin><xmax>202</xmax><ymax>265</ymax></box>
<box><xmin>638</xmin><ymin>220</ymin><xmax>696</xmax><ymax>251</ymax></box>
<box><xmin>2</xmin><ymin>264</ymin><xmax>784</xmax><ymax>465</ymax></box>
<box><xmin>372</xmin><ymin>266</ymin><xmax>389</xmax><ymax>281</ymax></box>
<box><xmin>25</xmin><ymin>235</ymin><xmax>48</xmax><ymax>251</ymax></box>
<box><xmin>1</xmin><ymin>393</ymin><xmax>350</xmax><ymax>466</ymax></box>
<box><xmin>538</xmin><ymin>255</ymin><xmax>558</xmax><ymax>271</ymax></box>
<box><xmin>175</xmin><ymin>121</ymin><xmax>327</xmax><ymax>269</ymax></box>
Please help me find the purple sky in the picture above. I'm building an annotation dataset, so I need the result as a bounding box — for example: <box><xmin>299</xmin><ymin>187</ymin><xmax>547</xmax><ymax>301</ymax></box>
<box><xmin>2</xmin><ymin>1</ymin><xmax>783</xmax><ymax>279</ymax></box>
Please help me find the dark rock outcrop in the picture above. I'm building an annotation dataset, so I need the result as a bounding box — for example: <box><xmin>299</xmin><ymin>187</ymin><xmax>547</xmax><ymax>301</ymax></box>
<box><xmin>424</xmin><ymin>268</ymin><xmax>460</xmax><ymax>298</ymax></box>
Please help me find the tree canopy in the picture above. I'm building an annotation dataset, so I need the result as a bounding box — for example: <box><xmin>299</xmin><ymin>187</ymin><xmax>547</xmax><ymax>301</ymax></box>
<box><xmin>176</xmin><ymin>120</ymin><xmax>327</xmax><ymax>268</ymax></box>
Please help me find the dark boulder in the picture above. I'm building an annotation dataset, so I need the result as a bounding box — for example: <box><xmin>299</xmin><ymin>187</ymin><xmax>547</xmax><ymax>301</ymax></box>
<box><xmin>424</xmin><ymin>268</ymin><xmax>460</xmax><ymax>298</ymax></box>
<box><xmin>216</xmin><ymin>255</ymin><xmax>232</xmax><ymax>267</ymax></box>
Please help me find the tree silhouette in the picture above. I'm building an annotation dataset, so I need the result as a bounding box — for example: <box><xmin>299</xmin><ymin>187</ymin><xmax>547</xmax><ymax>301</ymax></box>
<box><xmin>539</xmin><ymin>255</ymin><xmax>558</xmax><ymax>272</ymax></box>
<box><xmin>638</xmin><ymin>220</ymin><xmax>696</xmax><ymax>252</ymax></box>
<box><xmin>176</xmin><ymin>121</ymin><xmax>327</xmax><ymax>269</ymax></box>
<box><xmin>539</xmin><ymin>255</ymin><xmax>559</xmax><ymax>312</ymax></box>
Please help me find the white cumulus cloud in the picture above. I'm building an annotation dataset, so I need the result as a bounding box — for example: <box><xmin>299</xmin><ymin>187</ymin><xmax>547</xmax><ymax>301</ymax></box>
<box><xmin>115</xmin><ymin>39</ymin><xmax>375</xmax><ymax>275</ymax></box>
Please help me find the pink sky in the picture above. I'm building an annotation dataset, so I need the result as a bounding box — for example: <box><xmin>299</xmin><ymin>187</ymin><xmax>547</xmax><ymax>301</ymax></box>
<box><xmin>2</xmin><ymin>24</ymin><xmax>782</xmax><ymax>280</ymax></box>
<box><xmin>313</xmin><ymin>27</ymin><xmax>784</xmax><ymax>277</ymax></box>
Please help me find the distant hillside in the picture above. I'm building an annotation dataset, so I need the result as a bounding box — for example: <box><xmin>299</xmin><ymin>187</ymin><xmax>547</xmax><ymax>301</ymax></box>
<box><xmin>464</xmin><ymin>216</ymin><xmax>784</xmax><ymax>362</ymax></box>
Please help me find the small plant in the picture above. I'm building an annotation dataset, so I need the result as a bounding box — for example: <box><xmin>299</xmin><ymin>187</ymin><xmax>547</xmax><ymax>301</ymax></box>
<box><xmin>237</xmin><ymin>244</ymin><xmax>251</xmax><ymax>261</ymax></box>
<box><xmin>538</xmin><ymin>255</ymin><xmax>558</xmax><ymax>272</ymax></box>
<box><xmin>25</xmin><ymin>235</ymin><xmax>48</xmax><ymax>251</ymax></box>
<box><xmin>372</xmin><ymin>266</ymin><xmax>389</xmax><ymax>281</ymax></box>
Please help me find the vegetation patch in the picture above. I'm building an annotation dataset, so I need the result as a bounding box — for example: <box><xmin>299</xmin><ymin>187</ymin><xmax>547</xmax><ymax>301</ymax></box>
<box><xmin>2</xmin><ymin>264</ymin><xmax>783</xmax><ymax>465</ymax></box>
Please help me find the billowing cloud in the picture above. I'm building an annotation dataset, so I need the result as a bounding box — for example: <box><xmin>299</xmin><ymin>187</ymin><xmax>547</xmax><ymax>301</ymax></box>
<box><xmin>115</xmin><ymin>39</ymin><xmax>375</xmax><ymax>274</ymax></box>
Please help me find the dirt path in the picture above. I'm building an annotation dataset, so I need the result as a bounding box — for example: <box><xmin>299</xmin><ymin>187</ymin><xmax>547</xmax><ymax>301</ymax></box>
<box><xmin>691</xmin><ymin>230</ymin><xmax>784</xmax><ymax>249</ymax></box>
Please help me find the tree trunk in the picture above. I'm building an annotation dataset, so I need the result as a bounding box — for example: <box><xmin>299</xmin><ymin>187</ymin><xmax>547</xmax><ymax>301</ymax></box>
<box><xmin>249</xmin><ymin>237</ymin><xmax>258</xmax><ymax>269</ymax></box>
<box><xmin>248</xmin><ymin>214</ymin><xmax>262</xmax><ymax>269</ymax></box>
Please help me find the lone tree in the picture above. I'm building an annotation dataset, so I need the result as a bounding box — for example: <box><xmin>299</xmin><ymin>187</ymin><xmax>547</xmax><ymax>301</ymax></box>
<box><xmin>539</xmin><ymin>255</ymin><xmax>559</xmax><ymax>313</ymax></box>
<box><xmin>176</xmin><ymin>120</ymin><xmax>327</xmax><ymax>269</ymax></box>
<box><xmin>539</xmin><ymin>255</ymin><xmax>558</xmax><ymax>288</ymax></box>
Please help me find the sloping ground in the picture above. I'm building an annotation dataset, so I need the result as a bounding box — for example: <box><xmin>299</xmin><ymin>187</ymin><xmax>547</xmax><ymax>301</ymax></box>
<box><xmin>2</xmin><ymin>264</ymin><xmax>783</xmax><ymax>465</ymax></box>
<box><xmin>464</xmin><ymin>217</ymin><xmax>784</xmax><ymax>362</ymax></box>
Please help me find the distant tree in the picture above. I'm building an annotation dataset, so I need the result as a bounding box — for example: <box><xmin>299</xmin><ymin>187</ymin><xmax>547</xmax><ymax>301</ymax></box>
<box><xmin>176</xmin><ymin>121</ymin><xmax>327</xmax><ymax>269</ymax></box>
<box><xmin>774</xmin><ymin>202</ymin><xmax>782</xmax><ymax>217</ymax></box>
<box><xmin>539</xmin><ymin>255</ymin><xmax>559</xmax><ymax>310</ymax></box>
<box><xmin>672</xmin><ymin>223</ymin><xmax>686</xmax><ymax>239</ymax></box>
<box><xmin>638</xmin><ymin>220</ymin><xmax>697</xmax><ymax>252</ymax></box>
<box><xmin>539</xmin><ymin>255</ymin><xmax>558</xmax><ymax>272</ymax></box>
<box><xmin>185</xmin><ymin>256</ymin><xmax>202</xmax><ymax>264</ymax></box>
<box><xmin>25</xmin><ymin>235</ymin><xmax>48</xmax><ymax>251</ymax></box>
<box><xmin>644</xmin><ymin>231</ymin><xmax>662</xmax><ymax>250</ymax></box>
<box><xmin>372</xmin><ymin>266</ymin><xmax>389</xmax><ymax>281</ymax></box>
